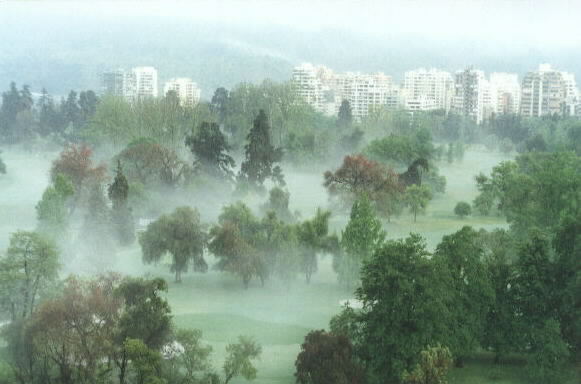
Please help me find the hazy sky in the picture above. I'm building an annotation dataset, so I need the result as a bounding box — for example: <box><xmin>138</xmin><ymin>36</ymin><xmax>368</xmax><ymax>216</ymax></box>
<box><xmin>2</xmin><ymin>0</ymin><xmax>580</xmax><ymax>47</ymax></box>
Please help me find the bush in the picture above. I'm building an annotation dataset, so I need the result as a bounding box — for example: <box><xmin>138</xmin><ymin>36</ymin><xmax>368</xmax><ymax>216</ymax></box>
<box><xmin>454</xmin><ymin>201</ymin><xmax>471</xmax><ymax>218</ymax></box>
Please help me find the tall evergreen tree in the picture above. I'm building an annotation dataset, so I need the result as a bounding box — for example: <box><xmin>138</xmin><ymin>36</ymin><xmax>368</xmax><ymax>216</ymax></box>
<box><xmin>239</xmin><ymin>109</ymin><xmax>284</xmax><ymax>190</ymax></box>
<box><xmin>185</xmin><ymin>121</ymin><xmax>235</xmax><ymax>181</ymax></box>
<box><xmin>108</xmin><ymin>161</ymin><xmax>135</xmax><ymax>246</ymax></box>
<box><xmin>337</xmin><ymin>99</ymin><xmax>353</xmax><ymax>130</ymax></box>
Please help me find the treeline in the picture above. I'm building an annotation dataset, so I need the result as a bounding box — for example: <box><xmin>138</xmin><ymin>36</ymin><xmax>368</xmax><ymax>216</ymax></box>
<box><xmin>294</xmin><ymin>149</ymin><xmax>581</xmax><ymax>384</ymax></box>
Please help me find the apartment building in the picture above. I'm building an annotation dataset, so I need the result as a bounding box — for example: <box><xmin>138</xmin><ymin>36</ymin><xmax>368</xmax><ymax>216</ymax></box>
<box><xmin>403</xmin><ymin>68</ymin><xmax>454</xmax><ymax>112</ymax></box>
<box><xmin>163</xmin><ymin>78</ymin><xmax>201</xmax><ymax>107</ymax></box>
<box><xmin>102</xmin><ymin>66</ymin><xmax>158</xmax><ymax>101</ymax></box>
<box><xmin>520</xmin><ymin>64</ymin><xmax>567</xmax><ymax>117</ymax></box>
<box><xmin>452</xmin><ymin>68</ymin><xmax>488</xmax><ymax>124</ymax></box>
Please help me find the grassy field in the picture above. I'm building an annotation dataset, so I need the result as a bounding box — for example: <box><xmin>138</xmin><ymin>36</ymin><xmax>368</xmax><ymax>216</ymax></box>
<box><xmin>4</xmin><ymin>146</ymin><xmax>568</xmax><ymax>383</ymax></box>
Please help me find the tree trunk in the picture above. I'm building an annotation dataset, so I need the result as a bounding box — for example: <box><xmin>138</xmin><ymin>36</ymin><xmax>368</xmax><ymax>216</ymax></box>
<box><xmin>414</xmin><ymin>210</ymin><xmax>417</xmax><ymax>222</ymax></box>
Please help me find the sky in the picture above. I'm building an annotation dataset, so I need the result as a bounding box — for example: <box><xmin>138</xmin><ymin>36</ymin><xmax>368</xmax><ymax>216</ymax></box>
<box><xmin>2</xmin><ymin>0</ymin><xmax>580</xmax><ymax>46</ymax></box>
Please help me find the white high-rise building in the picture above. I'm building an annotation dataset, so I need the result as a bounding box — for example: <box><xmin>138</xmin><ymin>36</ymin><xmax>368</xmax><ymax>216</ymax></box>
<box><xmin>132</xmin><ymin>67</ymin><xmax>158</xmax><ymax>99</ymax></box>
<box><xmin>489</xmin><ymin>73</ymin><xmax>521</xmax><ymax>115</ymax></box>
<box><xmin>403</xmin><ymin>68</ymin><xmax>454</xmax><ymax>112</ymax></box>
<box><xmin>163</xmin><ymin>78</ymin><xmax>201</xmax><ymax>107</ymax></box>
<box><xmin>102</xmin><ymin>66</ymin><xmax>159</xmax><ymax>101</ymax></box>
<box><xmin>291</xmin><ymin>63</ymin><xmax>326</xmax><ymax>112</ymax></box>
<box><xmin>520</xmin><ymin>64</ymin><xmax>567</xmax><ymax>117</ymax></box>
<box><xmin>452</xmin><ymin>68</ymin><xmax>489</xmax><ymax>124</ymax></box>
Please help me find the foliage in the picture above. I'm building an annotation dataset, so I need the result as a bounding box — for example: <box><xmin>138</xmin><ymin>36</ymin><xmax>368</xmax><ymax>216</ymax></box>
<box><xmin>433</xmin><ymin>227</ymin><xmax>494</xmax><ymax>363</ymax></box>
<box><xmin>0</xmin><ymin>231</ymin><xmax>59</xmax><ymax>322</ymax></box>
<box><xmin>337</xmin><ymin>196</ymin><xmax>385</xmax><ymax>287</ymax></box>
<box><xmin>296</xmin><ymin>208</ymin><xmax>337</xmax><ymax>283</ymax></box>
<box><xmin>185</xmin><ymin>121</ymin><xmax>235</xmax><ymax>182</ymax></box>
<box><xmin>139</xmin><ymin>207</ymin><xmax>207</xmax><ymax>282</ymax></box>
<box><xmin>473</xmin><ymin>152</ymin><xmax>581</xmax><ymax>236</ymax></box>
<box><xmin>453</xmin><ymin>201</ymin><xmax>471</xmax><ymax>218</ymax></box>
<box><xmin>404</xmin><ymin>185</ymin><xmax>432</xmax><ymax>222</ymax></box>
<box><xmin>295</xmin><ymin>330</ymin><xmax>365</xmax><ymax>384</ymax></box>
<box><xmin>355</xmin><ymin>235</ymin><xmax>450</xmax><ymax>383</ymax></box>
<box><xmin>117</xmin><ymin>138</ymin><xmax>192</xmax><ymax>188</ymax></box>
<box><xmin>324</xmin><ymin>155</ymin><xmax>403</xmax><ymax>220</ymax></box>
<box><xmin>260</xmin><ymin>187</ymin><xmax>295</xmax><ymax>222</ymax></box>
<box><xmin>51</xmin><ymin>144</ymin><xmax>106</xmax><ymax>193</ymax></box>
<box><xmin>108</xmin><ymin>161</ymin><xmax>135</xmax><ymax>246</ymax></box>
<box><xmin>526</xmin><ymin>319</ymin><xmax>570</xmax><ymax>384</ymax></box>
<box><xmin>223</xmin><ymin>336</ymin><xmax>262</xmax><ymax>384</ymax></box>
<box><xmin>402</xmin><ymin>345</ymin><xmax>453</xmax><ymax>384</ymax></box>
<box><xmin>238</xmin><ymin>109</ymin><xmax>284</xmax><ymax>191</ymax></box>
<box><xmin>35</xmin><ymin>173</ymin><xmax>74</xmax><ymax>237</ymax></box>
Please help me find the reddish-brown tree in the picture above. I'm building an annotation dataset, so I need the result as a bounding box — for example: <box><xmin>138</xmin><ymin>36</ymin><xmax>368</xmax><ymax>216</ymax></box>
<box><xmin>324</xmin><ymin>155</ymin><xmax>403</xmax><ymax>219</ymax></box>
<box><xmin>50</xmin><ymin>144</ymin><xmax>106</xmax><ymax>191</ymax></box>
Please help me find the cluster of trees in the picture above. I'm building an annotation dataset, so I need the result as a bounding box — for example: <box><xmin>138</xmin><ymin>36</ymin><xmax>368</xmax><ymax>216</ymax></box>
<box><xmin>0</xmin><ymin>234</ymin><xmax>262</xmax><ymax>384</ymax></box>
<box><xmin>473</xmin><ymin>151</ymin><xmax>581</xmax><ymax>235</ymax></box>
<box><xmin>295</xmin><ymin>222</ymin><xmax>578</xmax><ymax>384</ymax></box>
<box><xmin>484</xmin><ymin>113</ymin><xmax>581</xmax><ymax>155</ymax></box>
<box><xmin>140</xmin><ymin>202</ymin><xmax>339</xmax><ymax>287</ymax></box>
<box><xmin>295</xmin><ymin>148</ymin><xmax>580</xmax><ymax>384</ymax></box>
<box><xmin>0</xmin><ymin>82</ymin><xmax>99</xmax><ymax>144</ymax></box>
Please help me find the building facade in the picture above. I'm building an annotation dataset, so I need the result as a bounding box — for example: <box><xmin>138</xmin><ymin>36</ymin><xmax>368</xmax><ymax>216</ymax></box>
<box><xmin>163</xmin><ymin>78</ymin><xmax>201</xmax><ymax>107</ymax></box>
<box><xmin>452</xmin><ymin>68</ymin><xmax>488</xmax><ymax>124</ymax></box>
<box><xmin>520</xmin><ymin>64</ymin><xmax>567</xmax><ymax>117</ymax></box>
<box><xmin>102</xmin><ymin>66</ymin><xmax>158</xmax><ymax>101</ymax></box>
<box><xmin>403</xmin><ymin>68</ymin><xmax>454</xmax><ymax>112</ymax></box>
<box><xmin>489</xmin><ymin>72</ymin><xmax>521</xmax><ymax>115</ymax></box>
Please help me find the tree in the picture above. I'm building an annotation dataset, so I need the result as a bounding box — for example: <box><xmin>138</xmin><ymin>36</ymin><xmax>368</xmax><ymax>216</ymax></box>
<box><xmin>433</xmin><ymin>227</ymin><xmax>494</xmax><ymax>364</ymax></box>
<box><xmin>80</xmin><ymin>183</ymin><xmax>116</xmax><ymax>272</ymax></box>
<box><xmin>402</xmin><ymin>345</ymin><xmax>453</xmax><ymax>384</ymax></box>
<box><xmin>296</xmin><ymin>208</ymin><xmax>336</xmax><ymax>283</ymax></box>
<box><xmin>453</xmin><ymin>201</ymin><xmax>471</xmax><ymax>219</ymax></box>
<box><xmin>355</xmin><ymin>235</ymin><xmax>450</xmax><ymax>383</ymax></box>
<box><xmin>337</xmin><ymin>195</ymin><xmax>385</xmax><ymax>287</ymax></box>
<box><xmin>337</xmin><ymin>100</ymin><xmax>353</xmax><ymax>130</ymax></box>
<box><xmin>117</xmin><ymin>138</ymin><xmax>191</xmax><ymax>188</ymax></box>
<box><xmin>185</xmin><ymin>121</ymin><xmax>235</xmax><ymax>181</ymax></box>
<box><xmin>295</xmin><ymin>330</ymin><xmax>365</xmax><ymax>384</ymax></box>
<box><xmin>36</xmin><ymin>173</ymin><xmax>74</xmax><ymax>237</ymax></box>
<box><xmin>78</xmin><ymin>90</ymin><xmax>99</xmax><ymax>126</ymax></box>
<box><xmin>239</xmin><ymin>109</ymin><xmax>284</xmax><ymax>190</ymax></box>
<box><xmin>526</xmin><ymin>319</ymin><xmax>570</xmax><ymax>384</ymax></box>
<box><xmin>162</xmin><ymin>329</ymin><xmax>213</xmax><ymax>384</ymax></box>
<box><xmin>211</xmin><ymin>87</ymin><xmax>230</xmax><ymax>123</ymax></box>
<box><xmin>223</xmin><ymin>336</ymin><xmax>262</xmax><ymax>384</ymax></box>
<box><xmin>51</xmin><ymin>144</ymin><xmax>106</xmax><ymax>193</ymax></box>
<box><xmin>472</xmin><ymin>152</ymin><xmax>581</xmax><ymax>236</ymax></box>
<box><xmin>108</xmin><ymin>161</ymin><xmax>135</xmax><ymax>246</ymax></box>
<box><xmin>209</xmin><ymin>203</ymin><xmax>266</xmax><ymax>288</ymax></box>
<box><xmin>0</xmin><ymin>231</ymin><xmax>59</xmax><ymax>322</ymax></box>
<box><xmin>139</xmin><ymin>207</ymin><xmax>207</xmax><ymax>282</ymax></box>
<box><xmin>405</xmin><ymin>185</ymin><xmax>432</xmax><ymax>222</ymax></box>
<box><xmin>24</xmin><ymin>275</ymin><xmax>122</xmax><ymax>384</ymax></box>
<box><xmin>124</xmin><ymin>339</ymin><xmax>166</xmax><ymax>384</ymax></box>
<box><xmin>114</xmin><ymin>277</ymin><xmax>172</xmax><ymax>384</ymax></box>
<box><xmin>324</xmin><ymin>155</ymin><xmax>403</xmax><ymax>220</ymax></box>
<box><xmin>261</xmin><ymin>186</ymin><xmax>295</xmax><ymax>222</ymax></box>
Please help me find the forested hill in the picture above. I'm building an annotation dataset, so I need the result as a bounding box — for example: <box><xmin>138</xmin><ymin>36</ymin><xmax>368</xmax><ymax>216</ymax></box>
<box><xmin>1</xmin><ymin>5</ymin><xmax>580</xmax><ymax>98</ymax></box>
